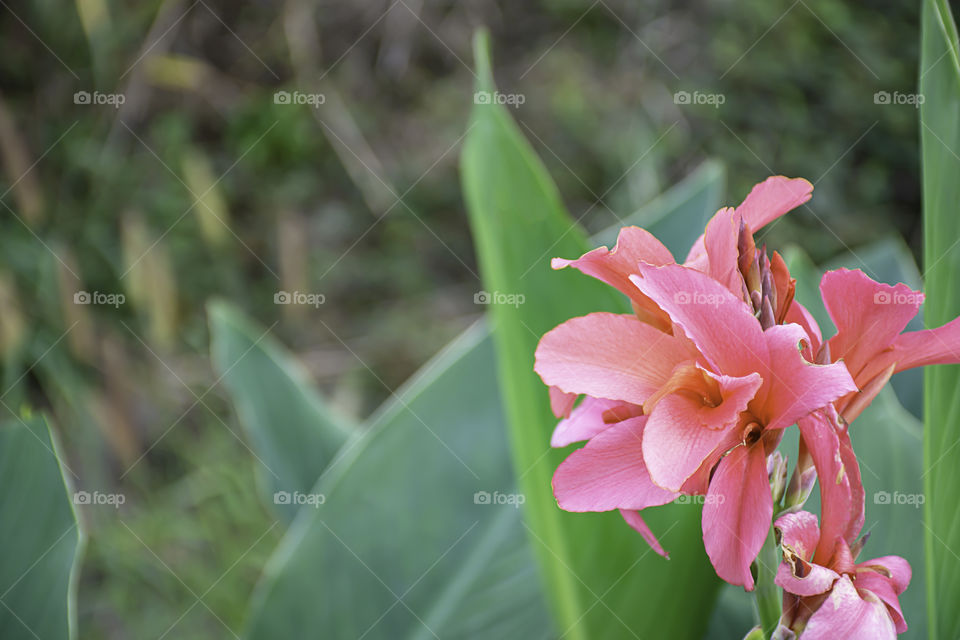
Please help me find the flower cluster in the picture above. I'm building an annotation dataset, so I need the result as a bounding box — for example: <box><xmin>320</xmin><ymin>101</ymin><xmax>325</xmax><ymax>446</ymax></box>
<box><xmin>534</xmin><ymin>177</ymin><xmax>960</xmax><ymax>638</ymax></box>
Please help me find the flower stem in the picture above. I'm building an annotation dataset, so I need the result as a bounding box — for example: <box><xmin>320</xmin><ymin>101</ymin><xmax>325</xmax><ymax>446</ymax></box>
<box><xmin>754</xmin><ymin>525</ymin><xmax>782</xmax><ymax>638</ymax></box>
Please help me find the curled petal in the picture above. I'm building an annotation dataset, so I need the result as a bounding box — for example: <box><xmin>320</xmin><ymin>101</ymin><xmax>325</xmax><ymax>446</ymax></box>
<box><xmin>735</xmin><ymin>176</ymin><xmax>813</xmax><ymax>231</ymax></box>
<box><xmin>551</xmin><ymin>396</ymin><xmax>631</xmax><ymax>447</ymax></box>
<box><xmin>619</xmin><ymin>509</ymin><xmax>669</xmax><ymax>558</ymax></box>
<box><xmin>802</xmin><ymin>575</ymin><xmax>897</xmax><ymax>640</ymax></box>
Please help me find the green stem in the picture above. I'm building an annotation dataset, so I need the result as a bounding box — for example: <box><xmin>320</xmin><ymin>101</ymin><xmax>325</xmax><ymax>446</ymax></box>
<box><xmin>754</xmin><ymin>525</ymin><xmax>782</xmax><ymax>638</ymax></box>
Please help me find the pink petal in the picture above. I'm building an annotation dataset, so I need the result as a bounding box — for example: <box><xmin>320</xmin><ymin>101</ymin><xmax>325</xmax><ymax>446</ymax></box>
<box><xmin>797</xmin><ymin>409</ymin><xmax>863</xmax><ymax>564</ymax></box>
<box><xmin>889</xmin><ymin>314</ymin><xmax>960</xmax><ymax>371</ymax></box>
<box><xmin>702</xmin><ymin>443</ymin><xmax>773</xmax><ymax>590</ymax></box>
<box><xmin>551</xmin><ymin>396</ymin><xmax>623</xmax><ymax>447</ymax></box>
<box><xmin>643</xmin><ymin>369</ymin><xmax>763</xmax><ymax>491</ymax></box>
<box><xmin>535</xmin><ymin>312</ymin><xmax>693</xmax><ymax>406</ymax></box>
<box><xmin>701</xmin><ymin>207</ymin><xmax>744</xmax><ymax>295</ymax></box>
<box><xmin>552</xmin><ymin>417</ymin><xmax>677</xmax><ymax>512</ymax></box>
<box><xmin>734</xmin><ymin>176</ymin><xmax>813</xmax><ymax>231</ymax></box>
<box><xmin>802</xmin><ymin>575</ymin><xmax>897</xmax><ymax>640</ymax></box>
<box><xmin>553</xmin><ymin>226</ymin><xmax>674</xmax><ymax>328</ymax></box>
<box><xmin>783</xmin><ymin>300</ymin><xmax>823</xmax><ymax>358</ymax></box>
<box><xmin>761</xmin><ymin>323</ymin><xmax>857</xmax><ymax>431</ymax></box>
<box><xmin>858</xmin><ymin>555</ymin><xmax>911</xmax><ymax>593</ymax></box>
<box><xmin>854</xmin><ymin>568</ymin><xmax>908</xmax><ymax>633</ymax></box>
<box><xmin>629</xmin><ymin>264</ymin><xmax>769</xmax><ymax>379</ymax></box>
<box><xmin>773</xmin><ymin>512</ymin><xmax>844</xmax><ymax>597</ymax></box>
<box><xmin>775</xmin><ymin>510</ymin><xmax>821</xmax><ymax>558</ymax></box>
<box><xmin>775</xmin><ymin>560</ymin><xmax>840</xmax><ymax>597</ymax></box>
<box><xmin>820</xmin><ymin>268</ymin><xmax>922</xmax><ymax>381</ymax></box>
<box><xmin>619</xmin><ymin>509</ymin><xmax>669</xmax><ymax>558</ymax></box>
<box><xmin>549</xmin><ymin>387</ymin><xmax>578</xmax><ymax>418</ymax></box>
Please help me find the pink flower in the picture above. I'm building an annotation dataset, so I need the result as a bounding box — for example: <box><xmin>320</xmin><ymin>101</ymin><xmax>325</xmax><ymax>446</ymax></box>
<box><xmin>815</xmin><ymin>268</ymin><xmax>960</xmax><ymax>422</ymax></box>
<box><xmin>534</xmin><ymin>177</ymin><xmax>857</xmax><ymax>588</ymax></box>
<box><xmin>775</xmin><ymin>510</ymin><xmax>910</xmax><ymax>639</ymax></box>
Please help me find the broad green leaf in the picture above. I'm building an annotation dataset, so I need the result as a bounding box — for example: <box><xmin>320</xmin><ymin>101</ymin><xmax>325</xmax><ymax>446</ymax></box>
<box><xmin>461</xmin><ymin>30</ymin><xmax>720</xmax><ymax>639</ymax></box>
<box><xmin>0</xmin><ymin>416</ymin><xmax>82</xmax><ymax>640</ymax></box>
<box><xmin>208</xmin><ymin>301</ymin><xmax>351</xmax><ymax>521</ymax></box>
<box><xmin>920</xmin><ymin>0</ymin><xmax>960</xmax><ymax>636</ymax></box>
<box><xmin>594</xmin><ymin>159</ymin><xmax>726</xmax><ymax>258</ymax></box>
<box><xmin>244</xmin><ymin>323</ymin><xmax>553</xmax><ymax>639</ymax></box>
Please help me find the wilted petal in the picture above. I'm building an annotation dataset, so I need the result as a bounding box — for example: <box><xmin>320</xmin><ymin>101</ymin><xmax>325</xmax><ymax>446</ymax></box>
<box><xmin>702</xmin><ymin>443</ymin><xmax>772</xmax><ymax>589</ymax></box>
<box><xmin>802</xmin><ymin>575</ymin><xmax>897</xmax><ymax>640</ymax></box>
<box><xmin>535</xmin><ymin>312</ymin><xmax>692</xmax><ymax>405</ymax></box>
<box><xmin>552</xmin><ymin>417</ymin><xmax>677</xmax><ymax>512</ymax></box>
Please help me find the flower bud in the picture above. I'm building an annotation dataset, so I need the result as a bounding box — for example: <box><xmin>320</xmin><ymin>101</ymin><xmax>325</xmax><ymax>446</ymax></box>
<box><xmin>768</xmin><ymin>451</ymin><xmax>788</xmax><ymax>504</ymax></box>
<box><xmin>782</xmin><ymin>464</ymin><xmax>817</xmax><ymax>512</ymax></box>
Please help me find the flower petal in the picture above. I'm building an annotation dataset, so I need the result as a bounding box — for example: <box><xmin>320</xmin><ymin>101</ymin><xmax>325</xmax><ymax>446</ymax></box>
<box><xmin>551</xmin><ymin>396</ymin><xmax>624</xmax><ymax>447</ymax></box>
<box><xmin>629</xmin><ymin>264</ymin><xmax>768</xmax><ymax>379</ymax></box>
<box><xmin>549</xmin><ymin>387</ymin><xmax>578</xmax><ymax>418</ymax></box>
<box><xmin>619</xmin><ymin>508</ymin><xmax>669</xmax><ymax>558</ymax></box>
<box><xmin>820</xmin><ymin>268</ymin><xmax>922</xmax><ymax>381</ymax></box>
<box><xmin>775</xmin><ymin>510</ymin><xmax>821</xmax><ymax>559</ymax></box>
<box><xmin>553</xmin><ymin>226</ymin><xmax>674</xmax><ymax>328</ymax></box>
<box><xmin>702</xmin><ymin>443</ymin><xmax>773</xmax><ymax>589</ymax></box>
<box><xmin>735</xmin><ymin>176</ymin><xmax>813</xmax><ymax>231</ymax></box>
<box><xmin>854</xmin><ymin>567</ymin><xmax>908</xmax><ymax>633</ymax></box>
<box><xmin>535</xmin><ymin>312</ymin><xmax>693</xmax><ymax>405</ymax></box>
<box><xmin>801</xmin><ymin>575</ymin><xmax>897</xmax><ymax>640</ymax></box>
<box><xmin>889</xmin><ymin>314</ymin><xmax>960</xmax><ymax>371</ymax></box>
<box><xmin>643</xmin><ymin>369</ymin><xmax>763</xmax><ymax>491</ymax></box>
<box><xmin>761</xmin><ymin>323</ymin><xmax>857</xmax><ymax>431</ymax></box>
<box><xmin>552</xmin><ymin>417</ymin><xmax>677</xmax><ymax>512</ymax></box>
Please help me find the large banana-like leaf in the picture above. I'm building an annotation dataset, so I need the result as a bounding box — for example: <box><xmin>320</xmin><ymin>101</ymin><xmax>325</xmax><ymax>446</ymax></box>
<box><xmin>461</xmin><ymin>30</ymin><xmax>720</xmax><ymax>640</ymax></box>
<box><xmin>920</xmin><ymin>0</ymin><xmax>960</xmax><ymax>636</ymax></box>
<box><xmin>208</xmin><ymin>301</ymin><xmax>352</xmax><ymax>521</ymax></box>
<box><xmin>0</xmin><ymin>416</ymin><xmax>82</xmax><ymax>640</ymax></box>
<box><xmin>243</xmin><ymin>323</ymin><xmax>553</xmax><ymax>639</ymax></box>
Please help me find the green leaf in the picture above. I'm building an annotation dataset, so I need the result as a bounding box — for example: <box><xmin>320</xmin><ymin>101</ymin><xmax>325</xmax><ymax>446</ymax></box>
<box><xmin>244</xmin><ymin>323</ymin><xmax>553</xmax><ymax>639</ymax></box>
<box><xmin>593</xmin><ymin>159</ymin><xmax>726</xmax><ymax>258</ymax></box>
<box><xmin>461</xmin><ymin>30</ymin><xmax>720</xmax><ymax>639</ymax></box>
<box><xmin>208</xmin><ymin>301</ymin><xmax>352</xmax><ymax>521</ymax></box>
<box><xmin>920</xmin><ymin>0</ymin><xmax>960</xmax><ymax>636</ymax></box>
<box><xmin>0</xmin><ymin>416</ymin><xmax>82</xmax><ymax>640</ymax></box>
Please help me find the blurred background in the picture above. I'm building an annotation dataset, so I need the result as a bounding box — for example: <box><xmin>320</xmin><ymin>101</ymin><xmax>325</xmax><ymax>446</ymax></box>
<box><xmin>0</xmin><ymin>0</ymin><xmax>926</xmax><ymax>637</ymax></box>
